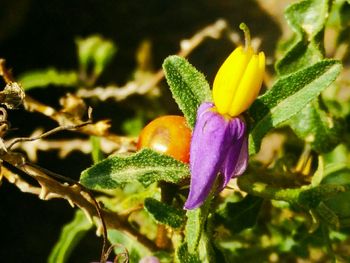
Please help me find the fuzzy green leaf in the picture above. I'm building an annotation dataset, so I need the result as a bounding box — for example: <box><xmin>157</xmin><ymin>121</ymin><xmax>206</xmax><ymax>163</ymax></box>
<box><xmin>80</xmin><ymin>149</ymin><xmax>190</xmax><ymax>190</ymax></box>
<box><xmin>48</xmin><ymin>210</ymin><xmax>92</xmax><ymax>263</ymax></box>
<box><xmin>215</xmin><ymin>195</ymin><xmax>263</xmax><ymax>234</ymax></box>
<box><xmin>320</xmin><ymin>164</ymin><xmax>350</xmax><ymax>227</ymax></box>
<box><xmin>144</xmin><ymin>198</ymin><xmax>185</xmax><ymax>228</ymax></box>
<box><xmin>185</xmin><ymin>198</ymin><xmax>211</xmax><ymax>253</ymax></box>
<box><xmin>248</xmin><ymin>60</ymin><xmax>342</xmax><ymax>154</ymax></box>
<box><xmin>19</xmin><ymin>69</ymin><xmax>78</xmax><ymax>90</ymax></box>
<box><xmin>276</xmin><ymin>0</ymin><xmax>330</xmax><ymax>75</ymax></box>
<box><xmin>288</xmin><ymin>101</ymin><xmax>344</xmax><ymax>153</ymax></box>
<box><xmin>176</xmin><ymin>243</ymin><xmax>201</xmax><ymax>263</ymax></box>
<box><xmin>163</xmin><ymin>55</ymin><xmax>212</xmax><ymax>128</ymax></box>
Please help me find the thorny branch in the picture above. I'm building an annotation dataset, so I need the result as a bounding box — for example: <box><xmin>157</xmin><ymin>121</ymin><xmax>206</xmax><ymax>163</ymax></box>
<box><xmin>1</xmin><ymin>166</ymin><xmax>41</xmax><ymax>195</ymax></box>
<box><xmin>11</xmin><ymin>132</ymin><xmax>127</xmax><ymax>162</ymax></box>
<box><xmin>0</xmin><ymin>60</ymin><xmax>154</xmax><ymax>261</ymax></box>
<box><xmin>6</xmin><ymin>119</ymin><xmax>93</xmax><ymax>150</ymax></box>
<box><xmin>24</xmin><ymin>96</ymin><xmax>137</xmax><ymax>152</ymax></box>
<box><xmin>3</xmin><ymin>162</ymin><xmax>157</xmax><ymax>252</ymax></box>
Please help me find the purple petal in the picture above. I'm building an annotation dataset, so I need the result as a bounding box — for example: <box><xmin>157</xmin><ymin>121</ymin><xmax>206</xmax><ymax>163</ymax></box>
<box><xmin>184</xmin><ymin>102</ymin><xmax>236</xmax><ymax>210</ymax></box>
<box><xmin>218</xmin><ymin>118</ymin><xmax>248</xmax><ymax>191</ymax></box>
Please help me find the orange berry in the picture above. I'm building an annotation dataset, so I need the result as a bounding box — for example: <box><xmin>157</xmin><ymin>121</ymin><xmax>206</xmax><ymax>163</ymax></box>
<box><xmin>137</xmin><ymin>116</ymin><xmax>191</xmax><ymax>163</ymax></box>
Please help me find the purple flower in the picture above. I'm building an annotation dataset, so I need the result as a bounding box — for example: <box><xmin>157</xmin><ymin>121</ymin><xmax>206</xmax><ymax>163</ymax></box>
<box><xmin>184</xmin><ymin>102</ymin><xmax>248</xmax><ymax>210</ymax></box>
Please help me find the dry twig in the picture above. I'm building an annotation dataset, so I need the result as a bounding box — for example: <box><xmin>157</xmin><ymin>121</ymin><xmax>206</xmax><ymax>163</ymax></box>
<box><xmin>77</xmin><ymin>19</ymin><xmax>241</xmax><ymax>101</ymax></box>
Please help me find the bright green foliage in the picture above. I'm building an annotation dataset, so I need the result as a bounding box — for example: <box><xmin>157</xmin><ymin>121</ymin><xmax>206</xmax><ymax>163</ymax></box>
<box><xmin>19</xmin><ymin>69</ymin><xmax>78</xmax><ymax>90</ymax></box>
<box><xmin>276</xmin><ymin>0</ymin><xmax>330</xmax><ymax>75</ymax></box>
<box><xmin>108</xmin><ymin>229</ymin><xmax>150</xmax><ymax>262</ymax></box>
<box><xmin>76</xmin><ymin>35</ymin><xmax>105</xmax><ymax>70</ymax></box>
<box><xmin>76</xmin><ymin>35</ymin><xmax>117</xmax><ymax>77</ymax></box>
<box><xmin>144</xmin><ymin>198</ymin><xmax>185</xmax><ymax>228</ymax></box>
<box><xmin>215</xmin><ymin>195</ymin><xmax>263</xmax><ymax>234</ymax></box>
<box><xmin>90</xmin><ymin>136</ymin><xmax>104</xmax><ymax>164</ymax></box>
<box><xmin>185</xmin><ymin>209</ymin><xmax>203</xmax><ymax>254</ymax></box>
<box><xmin>248</xmin><ymin>60</ymin><xmax>341</xmax><ymax>154</ymax></box>
<box><xmin>80</xmin><ymin>149</ymin><xmax>189</xmax><ymax>189</ymax></box>
<box><xmin>275</xmin><ymin>0</ymin><xmax>345</xmax><ymax>154</ymax></box>
<box><xmin>48</xmin><ymin>210</ymin><xmax>92</xmax><ymax>263</ymax></box>
<box><xmin>238</xmin><ymin>170</ymin><xmax>350</xmax><ymax>210</ymax></box>
<box><xmin>320</xmin><ymin>164</ymin><xmax>350</xmax><ymax>227</ymax></box>
<box><xmin>163</xmin><ymin>55</ymin><xmax>212</xmax><ymax>128</ymax></box>
<box><xmin>19</xmin><ymin>35</ymin><xmax>117</xmax><ymax>91</ymax></box>
<box><xmin>289</xmin><ymin>101</ymin><xmax>344</xmax><ymax>153</ymax></box>
<box><xmin>176</xmin><ymin>243</ymin><xmax>201</xmax><ymax>263</ymax></box>
<box><xmin>185</xmin><ymin>198</ymin><xmax>211</xmax><ymax>253</ymax></box>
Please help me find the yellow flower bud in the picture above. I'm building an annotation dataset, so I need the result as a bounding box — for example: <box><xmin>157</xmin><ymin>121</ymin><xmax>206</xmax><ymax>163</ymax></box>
<box><xmin>212</xmin><ymin>26</ymin><xmax>265</xmax><ymax>117</ymax></box>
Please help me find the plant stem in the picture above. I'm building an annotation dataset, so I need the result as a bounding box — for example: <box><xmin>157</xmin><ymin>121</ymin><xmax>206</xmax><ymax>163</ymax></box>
<box><xmin>238</xmin><ymin>173</ymin><xmax>350</xmax><ymax>208</ymax></box>
<box><xmin>155</xmin><ymin>182</ymin><xmax>176</xmax><ymax>249</ymax></box>
<box><xmin>237</xmin><ymin>174</ymin><xmax>301</xmax><ymax>204</ymax></box>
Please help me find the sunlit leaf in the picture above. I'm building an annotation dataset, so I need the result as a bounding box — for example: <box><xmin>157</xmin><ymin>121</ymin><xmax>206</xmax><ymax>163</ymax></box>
<box><xmin>48</xmin><ymin>210</ymin><xmax>92</xmax><ymax>263</ymax></box>
<box><xmin>248</xmin><ymin>60</ymin><xmax>341</xmax><ymax>154</ymax></box>
<box><xmin>19</xmin><ymin>69</ymin><xmax>78</xmax><ymax>90</ymax></box>
<box><xmin>288</xmin><ymin>101</ymin><xmax>344</xmax><ymax>153</ymax></box>
<box><xmin>108</xmin><ymin>229</ymin><xmax>150</xmax><ymax>262</ymax></box>
<box><xmin>144</xmin><ymin>198</ymin><xmax>185</xmax><ymax>228</ymax></box>
<box><xmin>163</xmin><ymin>55</ymin><xmax>212</xmax><ymax>128</ymax></box>
<box><xmin>80</xmin><ymin>149</ymin><xmax>189</xmax><ymax>190</ymax></box>
<box><xmin>176</xmin><ymin>243</ymin><xmax>201</xmax><ymax>263</ymax></box>
<box><xmin>185</xmin><ymin>198</ymin><xmax>211</xmax><ymax>253</ymax></box>
<box><xmin>276</xmin><ymin>0</ymin><xmax>330</xmax><ymax>75</ymax></box>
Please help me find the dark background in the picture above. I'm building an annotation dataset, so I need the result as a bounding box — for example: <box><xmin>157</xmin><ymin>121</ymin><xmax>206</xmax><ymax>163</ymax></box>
<box><xmin>0</xmin><ymin>0</ymin><xmax>282</xmax><ymax>262</ymax></box>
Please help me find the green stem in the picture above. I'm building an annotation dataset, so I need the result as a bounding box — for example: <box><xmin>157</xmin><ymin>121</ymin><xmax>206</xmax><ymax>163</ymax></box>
<box><xmin>321</xmin><ymin>224</ymin><xmax>336</xmax><ymax>263</ymax></box>
<box><xmin>237</xmin><ymin>175</ymin><xmax>302</xmax><ymax>204</ymax></box>
<box><xmin>237</xmin><ymin>173</ymin><xmax>350</xmax><ymax>208</ymax></box>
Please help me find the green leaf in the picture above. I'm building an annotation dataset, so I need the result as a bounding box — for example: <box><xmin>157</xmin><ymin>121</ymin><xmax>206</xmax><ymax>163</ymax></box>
<box><xmin>327</xmin><ymin>0</ymin><xmax>350</xmax><ymax>28</ymax></box>
<box><xmin>90</xmin><ymin>136</ymin><xmax>104</xmax><ymax>164</ymax></box>
<box><xmin>80</xmin><ymin>149</ymin><xmax>190</xmax><ymax>190</ymax></box>
<box><xmin>144</xmin><ymin>198</ymin><xmax>185</xmax><ymax>228</ymax></box>
<box><xmin>315</xmin><ymin>201</ymin><xmax>340</xmax><ymax>228</ymax></box>
<box><xmin>93</xmin><ymin>41</ymin><xmax>117</xmax><ymax>76</ymax></box>
<box><xmin>197</xmin><ymin>230</ymin><xmax>216</xmax><ymax>263</ymax></box>
<box><xmin>76</xmin><ymin>35</ymin><xmax>117</xmax><ymax>76</ymax></box>
<box><xmin>185</xmin><ymin>198</ymin><xmax>211</xmax><ymax>253</ymax></box>
<box><xmin>108</xmin><ymin>229</ymin><xmax>150</xmax><ymax>262</ymax></box>
<box><xmin>175</xmin><ymin>243</ymin><xmax>201</xmax><ymax>263</ymax></box>
<box><xmin>19</xmin><ymin>69</ymin><xmax>78</xmax><ymax>90</ymax></box>
<box><xmin>237</xmin><ymin>171</ymin><xmax>350</xmax><ymax>209</ymax></box>
<box><xmin>320</xmin><ymin>164</ymin><xmax>350</xmax><ymax>227</ymax></box>
<box><xmin>248</xmin><ymin>60</ymin><xmax>342</xmax><ymax>154</ymax></box>
<box><xmin>276</xmin><ymin>0</ymin><xmax>330</xmax><ymax>75</ymax></box>
<box><xmin>163</xmin><ymin>55</ymin><xmax>212</xmax><ymax>128</ymax></box>
<box><xmin>215</xmin><ymin>195</ymin><xmax>263</xmax><ymax>234</ymax></box>
<box><xmin>48</xmin><ymin>210</ymin><xmax>92</xmax><ymax>263</ymax></box>
<box><xmin>288</xmin><ymin>101</ymin><xmax>344</xmax><ymax>153</ymax></box>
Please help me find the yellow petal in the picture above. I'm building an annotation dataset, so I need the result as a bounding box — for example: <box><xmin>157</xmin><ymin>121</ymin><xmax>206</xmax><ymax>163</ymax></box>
<box><xmin>228</xmin><ymin>51</ymin><xmax>265</xmax><ymax>116</ymax></box>
<box><xmin>213</xmin><ymin>46</ymin><xmax>253</xmax><ymax>115</ymax></box>
<box><xmin>251</xmin><ymin>52</ymin><xmax>265</xmax><ymax>100</ymax></box>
